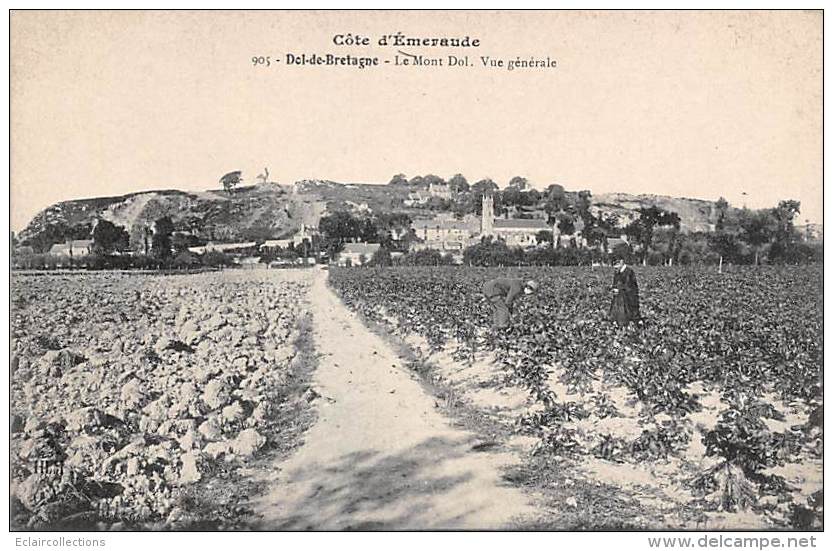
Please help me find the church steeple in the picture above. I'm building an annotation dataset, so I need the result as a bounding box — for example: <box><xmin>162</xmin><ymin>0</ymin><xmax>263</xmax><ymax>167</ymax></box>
<box><xmin>481</xmin><ymin>193</ymin><xmax>494</xmax><ymax>236</ymax></box>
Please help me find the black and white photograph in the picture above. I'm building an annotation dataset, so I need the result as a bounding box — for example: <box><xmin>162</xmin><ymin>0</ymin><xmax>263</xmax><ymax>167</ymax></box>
<box><xmin>6</xmin><ymin>8</ymin><xmax>824</xmax><ymax>541</ymax></box>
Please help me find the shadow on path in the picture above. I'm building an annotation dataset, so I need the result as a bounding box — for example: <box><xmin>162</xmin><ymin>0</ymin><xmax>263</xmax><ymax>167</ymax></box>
<box><xmin>253</xmin><ymin>435</ymin><xmax>493</xmax><ymax>530</ymax></box>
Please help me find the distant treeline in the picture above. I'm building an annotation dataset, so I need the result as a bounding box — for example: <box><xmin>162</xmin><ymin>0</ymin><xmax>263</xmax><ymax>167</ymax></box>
<box><xmin>12</xmin><ymin>250</ymin><xmax>235</xmax><ymax>271</ymax></box>
<box><xmin>363</xmin><ymin>234</ymin><xmax>823</xmax><ymax>268</ymax></box>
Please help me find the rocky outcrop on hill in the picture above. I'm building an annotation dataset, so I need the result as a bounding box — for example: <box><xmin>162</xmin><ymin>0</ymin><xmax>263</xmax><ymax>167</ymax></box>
<box><xmin>592</xmin><ymin>193</ymin><xmax>720</xmax><ymax>233</ymax></box>
<box><xmin>18</xmin><ymin>183</ymin><xmax>322</xmax><ymax>251</ymax></box>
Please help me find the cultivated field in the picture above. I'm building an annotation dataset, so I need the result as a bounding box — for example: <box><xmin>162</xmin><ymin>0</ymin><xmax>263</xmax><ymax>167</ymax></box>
<box><xmin>9</xmin><ymin>265</ymin><xmax>823</xmax><ymax>530</ymax></box>
<box><xmin>10</xmin><ymin>270</ymin><xmax>314</xmax><ymax>529</ymax></box>
<box><xmin>329</xmin><ymin>265</ymin><xmax>823</xmax><ymax>529</ymax></box>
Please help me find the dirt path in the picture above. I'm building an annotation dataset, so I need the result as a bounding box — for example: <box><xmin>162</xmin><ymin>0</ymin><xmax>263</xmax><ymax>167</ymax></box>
<box><xmin>250</xmin><ymin>271</ymin><xmax>534</xmax><ymax>530</ymax></box>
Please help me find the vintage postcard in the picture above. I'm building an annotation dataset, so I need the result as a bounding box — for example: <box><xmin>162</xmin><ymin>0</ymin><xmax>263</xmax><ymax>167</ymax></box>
<box><xmin>8</xmin><ymin>9</ymin><xmax>823</xmax><ymax>541</ymax></box>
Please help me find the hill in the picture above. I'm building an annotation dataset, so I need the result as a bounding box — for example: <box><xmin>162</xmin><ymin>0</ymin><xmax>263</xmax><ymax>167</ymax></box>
<box><xmin>17</xmin><ymin>180</ymin><xmax>731</xmax><ymax>252</ymax></box>
<box><xmin>18</xmin><ymin>183</ymin><xmax>327</xmax><ymax>252</ymax></box>
<box><xmin>592</xmin><ymin>192</ymin><xmax>719</xmax><ymax>233</ymax></box>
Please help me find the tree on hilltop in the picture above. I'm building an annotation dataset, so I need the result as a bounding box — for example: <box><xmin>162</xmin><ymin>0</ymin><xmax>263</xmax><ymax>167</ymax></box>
<box><xmin>544</xmin><ymin>184</ymin><xmax>568</xmax><ymax>215</ymax></box>
<box><xmin>220</xmin><ymin>171</ymin><xmax>243</xmax><ymax>194</ymax></box>
<box><xmin>408</xmin><ymin>175</ymin><xmax>426</xmax><ymax>188</ymax></box>
<box><xmin>423</xmin><ymin>174</ymin><xmax>446</xmax><ymax>187</ymax></box>
<box><xmin>448</xmin><ymin>174</ymin><xmax>469</xmax><ymax>193</ymax></box>
<box><xmin>388</xmin><ymin>173</ymin><xmax>408</xmax><ymax>186</ymax></box>
<box><xmin>471</xmin><ymin>178</ymin><xmax>499</xmax><ymax>195</ymax></box>
<box><xmin>508</xmin><ymin>176</ymin><xmax>529</xmax><ymax>190</ymax></box>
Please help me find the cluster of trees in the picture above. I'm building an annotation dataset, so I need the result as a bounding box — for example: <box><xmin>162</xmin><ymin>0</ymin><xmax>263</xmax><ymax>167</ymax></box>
<box><xmin>515</xmin><ymin>194</ymin><xmax>817</xmax><ymax>268</ymax></box>
<box><xmin>13</xmin><ymin>250</ymin><xmax>233</xmax><ymax>271</ymax></box>
<box><xmin>389</xmin><ymin>173</ymin><xmax>456</xmax><ymax>189</ymax></box>
<box><xmin>258</xmin><ymin>239</ymin><xmax>318</xmax><ymax>264</ymax></box>
<box><xmin>91</xmin><ymin>220</ymin><xmax>129</xmax><ymax>254</ymax></box>
<box><xmin>15</xmin><ymin>215</ymin><xmax>233</xmax><ymax>271</ymax></box>
<box><xmin>317</xmin><ymin>210</ymin><xmax>415</xmax><ymax>257</ymax></box>
<box><xmin>705</xmin><ymin>199</ymin><xmax>816</xmax><ymax>266</ymax></box>
<box><xmin>19</xmin><ymin>215</ymin><xmax>209</xmax><ymax>259</ymax></box>
<box><xmin>389</xmin><ymin>173</ymin><xmax>530</xmax><ymax>193</ymax></box>
<box><xmin>358</xmin><ymin>247</ymin><xmax>456</xmax><ymax>268</ymax></box>
<box><xmin>459</xmin><ymin>237</ymin><xmax>607</xmax><ymax>267</ymax></box>
<box><xmin>389</xmin><ymin>173</ymin><xmax>542</xmax><ymax>216</ymax></box>
<box><xmin>18</xmin><ymin>222</ymin><xmax>94</xmax><ymax>253</ymax></box>
<box><xmin>392</xmin><ymin>248</ymin><xmax>456</xmax><ymax>267</ymax></box>
<box><xmin>393</xmin><ymin>175</ymin><xmax>601</xmax><ymax>233</ymax></box>
<box><xmin>614</xmin><ymin>199</ymin><xmax>820</xmax><ymax>267</ymax></box>
<box><xmin>350</xmin><ymin>239</ymin><xmax>604</xmax><ymax>268</ymax></box>
<box><xmin>454</xmin><ymin>235</ymin><xmax>818</xmax><ymax>269</ymax></box>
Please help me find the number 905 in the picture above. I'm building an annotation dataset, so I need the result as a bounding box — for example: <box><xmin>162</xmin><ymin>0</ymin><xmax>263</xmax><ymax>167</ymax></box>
<box><xmin>252</xmin><ymin>56</ymin><xmax>271</xmax><ymax>67</ymax></box>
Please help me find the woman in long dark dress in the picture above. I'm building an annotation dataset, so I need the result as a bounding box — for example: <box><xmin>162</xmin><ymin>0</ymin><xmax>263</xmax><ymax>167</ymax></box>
<box><xmin>609</xmin><ymin>260</ymin><xmax>640</xmax><ymax>325</ymax></box>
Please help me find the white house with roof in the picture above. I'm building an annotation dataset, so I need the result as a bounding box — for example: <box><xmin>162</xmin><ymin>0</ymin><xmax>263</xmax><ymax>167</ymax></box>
<box><xmin>404</xmin><ymin>190</ymin><xmax>432</xmax><ymax>207</ymax></box>
<box><xmin>188</xmin><ymin>241</ymin><xmax>257</xmax><ymax>255</ymax></box>
<box><xmin>261</xmin><ymin>238</ymin><xmax>294</xmax><ymax>250</ymax></box>
<box><xmin>488</xmin><ymin>218</ymin><xmax>553</xmax><ymax>247</ymax></box>
<box><xmin>260</xmin><ymin>224</ymin><xmax>317</xmax><ymax>254</ymax></box>
<box><xmin>336</xmin><ymin>242</ymin><xmax>380</xmax><ymax>266</ymax></box>
<box><xmin>428</xmin><ymin>181</ymin><xmax>452</xmax><ymax>199</ymax></box>
<box><xmin>49</xmin><ymin>239</ymin><xmax>93</xmax><ymax>257</ymax></box>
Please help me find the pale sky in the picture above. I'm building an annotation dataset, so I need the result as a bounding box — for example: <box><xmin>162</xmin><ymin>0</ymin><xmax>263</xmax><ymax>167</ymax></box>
<box><xmin>10</xmin><ymin>10</ymin><xmax>822</xmax><ymax>231</ymax></box>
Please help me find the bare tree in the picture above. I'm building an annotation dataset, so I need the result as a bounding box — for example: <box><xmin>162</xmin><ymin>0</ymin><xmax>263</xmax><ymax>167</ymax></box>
<box><xmin>257</xmin><ymin>167</ymin><xmax>270</xmax><ymax>184</ymax></box>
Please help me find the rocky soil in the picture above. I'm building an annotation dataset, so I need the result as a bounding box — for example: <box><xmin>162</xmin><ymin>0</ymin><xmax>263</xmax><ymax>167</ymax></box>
<box><xmin>10</xmin><ymin>270</ymin><xmax>311</xmax><ymax>529</ymax></box>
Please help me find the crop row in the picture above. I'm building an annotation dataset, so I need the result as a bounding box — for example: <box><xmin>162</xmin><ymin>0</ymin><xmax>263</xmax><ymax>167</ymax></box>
<box><xmin>331</xmin><ymin>266</ymin><xmax>821</xmax><ymax>403</ymax></box>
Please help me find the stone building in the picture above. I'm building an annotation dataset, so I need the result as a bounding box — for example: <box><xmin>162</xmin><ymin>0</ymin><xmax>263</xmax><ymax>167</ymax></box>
<box><xmin>480</xmin><ymin>194</ymin><xmax>553</xmax><ymax>247</ymax></box>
